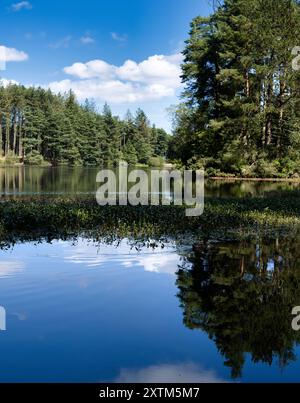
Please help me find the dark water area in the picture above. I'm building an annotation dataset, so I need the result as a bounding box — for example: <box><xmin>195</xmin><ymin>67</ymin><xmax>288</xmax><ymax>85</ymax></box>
<box><xmin>0</xmin><ymin>237</ymin><xmax>299</xmax><ymax>382</ymax></box>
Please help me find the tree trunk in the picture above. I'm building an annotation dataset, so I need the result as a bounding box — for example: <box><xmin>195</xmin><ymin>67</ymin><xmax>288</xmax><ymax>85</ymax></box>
<box><xmin>265</xmin><ymin>81</ymin><xmax>273</xmax><ymax>146</ymax></box>
<box><xmin>277</xmin><ymin>70</ymin><xmax>286</xmax><ymax>155</ymax></box>
<box><xmin>13</xmin><ymin>116</ymin><xmax>17</xmax><ymax>154</ymax></box>
<box><xmin>18</xmin><ymin>118</ymin><xmax>23</xmax><ymax>160</ymax></box>
<box><xmin>5</xmin><ymin>113</ymin><xmax>10</xmax><ymax>156</ymax></box>
<box><xmin>0</xmin><ymin>113</ymin><xmax>2</xmax><ymax>157</ymax></box>
<box><xmin>245</xmin><ymin>70</ymin><xmax>250</xmax><ymax>98</ymax></box>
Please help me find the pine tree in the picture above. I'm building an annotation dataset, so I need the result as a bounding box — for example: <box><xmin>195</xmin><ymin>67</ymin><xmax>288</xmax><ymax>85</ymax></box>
<box><xmin>0</xmin><ymin>83</ymin><xmax>168</xmax><ymax>167</ymax></box>
<box><xmin>172</xmin><ymin>0</ymin><xmax>300</xmax><ymax>177</ymax></box>
<box><xmin>134</xmin><ymin>109</ymin><xmax>153</xmax><ymax>164</ymax></box>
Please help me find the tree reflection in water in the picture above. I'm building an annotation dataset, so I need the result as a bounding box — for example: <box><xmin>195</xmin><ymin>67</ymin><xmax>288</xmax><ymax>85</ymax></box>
<box><xmin>177</xmin><ymin>238</ymin><xmax>300</xmax><ymax>379</ymax></box>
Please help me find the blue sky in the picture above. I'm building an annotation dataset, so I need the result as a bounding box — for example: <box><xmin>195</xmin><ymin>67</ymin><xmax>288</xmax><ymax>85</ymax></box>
<box><xmin>0</xmin><ymin>0</ymin><xmax>212</xmax><ymax>131</ymax></box>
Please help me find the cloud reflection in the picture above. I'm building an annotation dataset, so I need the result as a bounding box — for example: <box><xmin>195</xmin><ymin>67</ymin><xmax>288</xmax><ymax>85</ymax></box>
<box><xmin>62</xmin><ymin>239</ymin><xmax>182</xmax><ymax>275</ymax></box>
<box><xmin>0</xmin><ymin>261</ymin><xmax>24</xmax><ymax>278</ymax></box>
<box><xmin>113</xmin><ymin>363</ymin><xmax>226</xmax><ymax>383</ymax></box>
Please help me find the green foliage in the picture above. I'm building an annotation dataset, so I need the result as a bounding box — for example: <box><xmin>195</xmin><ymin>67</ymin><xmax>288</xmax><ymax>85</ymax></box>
<box><xmin>148</xmin><ymin>156</ymin><xmax>164</xmax><ymax>167</ymax></box>
<box><xmin>171</xmin><ymin>0</ymin><xmax>300</xmax><ymax>178</ymax></box>
<box><xmin>3</xmin><ymin>151</ymin><xmax>20</xmax><ymax>165</ymax></box>
<box><xmin>0</xmin><ymin>86</ymin><xmax>170</xmax><ymax>167</ymax></box>
<box><xmin>24</xmin><ymin>150</ymin><xmax>49</xmax><ymax>166</ymax></box>
<box><xmin>241</xmin><ymin>160</ymin><xmax>279</xmax><ymax>178</ymax></box>
<box><xmin>152</xmin><ymin>127</ymin><xmax>170</xmax><ymax>157</ymax></box>
<box><xmin>123</xmin><ymin>143</ymin><xmax>138</xmax><ymax>165</ymax></box>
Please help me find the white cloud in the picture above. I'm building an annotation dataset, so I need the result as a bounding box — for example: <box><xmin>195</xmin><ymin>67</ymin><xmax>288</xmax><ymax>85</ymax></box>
<box><xmin>111</xmin><ymin>32</ymin><xmax>128</xmax><ymax>42</ymax></box>
<box><xmin>0</xmin><ymin>45</ymin><xmax>28</xmax><ymax>62</ymax></box>
<box><xmin>64</xmin><ymin>60</ymin><xmax>115</xmax><ymax>80</ymax></box>
<box><xmin>118</xmin><ymin>55</ymin><xmax>182</xmax><ymax>87</ymax></box>
<box><xmin>48</xmin><ymin>78</ymin><xmax>176</xmax><ymax>104</ymax></box>
<box><xmin>0</xmin><ymin>79</ymin><xmax>19</xmax><ymax>87</ymax></box>
<box><xmin>80</xmin><ymin>35</ymin><xmax>95</xmax><ymax>45</ymax></box>
<box><xmin>48</xmin><ymin>53</ymin><xmax>183</xmax><ymax>104</ymax></box>
<box><xmin>11</xmin><ymin>1</ymin><xmax>32</xmax><ymax>12</ymax></box>
<box><xmin>0</xmin><ymin>45</ymin><xmax>28</xmax><ymax>70</ymax></box>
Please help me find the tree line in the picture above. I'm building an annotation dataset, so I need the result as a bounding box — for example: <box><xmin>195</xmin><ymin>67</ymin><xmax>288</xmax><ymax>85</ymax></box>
<box><xmin>0</xmin><ymin>84</ymin><xmax>170</xmax><ymax>166</ymax></box>
<box><xmin>170</xmin><ymin>0</ymin><xmax>300</xmax><ymax>177</ymax></box>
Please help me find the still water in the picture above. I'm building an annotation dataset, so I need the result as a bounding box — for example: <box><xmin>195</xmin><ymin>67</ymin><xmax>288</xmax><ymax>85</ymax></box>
<box><xmin>0</xmin><ymin>237</ymin><xmax>300</xmax><ymax>383</ymax></box>
<box><xmin>0</xmin><ymin>166</ymin><xmax>300</xmax><ymax>383</ymax></box>
<box><xmin>0</xmin><ymin>166</ymin><xmax>299</xmax><ymax>197</ymax></box>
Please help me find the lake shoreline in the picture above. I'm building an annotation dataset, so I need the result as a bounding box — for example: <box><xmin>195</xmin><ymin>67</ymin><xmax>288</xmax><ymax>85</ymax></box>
<box><xmin>210</xmin><ymin>176</ymin><xmax>300</xmax><ymax>182</ymax></box>
<box><xmin>1</xmin><ymin>164</ymin><xmax>300</xmax><ymax>183</ymax></box>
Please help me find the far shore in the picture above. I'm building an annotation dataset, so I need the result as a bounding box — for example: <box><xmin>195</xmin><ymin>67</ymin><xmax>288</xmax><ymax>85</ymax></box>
<box><xmin>210</xmin><ymin>176</ymin><xmax>300</xmax><ymax>183</ymax></box>
<box><xmin>1</xmin><ymin>162</ymin><xmax>300</xmax><ymax>183</ymax></box>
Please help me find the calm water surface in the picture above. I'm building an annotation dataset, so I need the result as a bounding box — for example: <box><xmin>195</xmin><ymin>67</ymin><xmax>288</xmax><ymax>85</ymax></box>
<box><xmin>0</xmin><ymin>166</ymin><xmax>299</xmax><ymax>197</ymax></box>
<box><xmin>0</xmin><ymin>166</ymin><xmax>300</xmax><ymax>383</ymax></box>
<box><xmin>0</xmin><ymin>237</ymin><xmax>300</xmax><ymax>383</ymax></box>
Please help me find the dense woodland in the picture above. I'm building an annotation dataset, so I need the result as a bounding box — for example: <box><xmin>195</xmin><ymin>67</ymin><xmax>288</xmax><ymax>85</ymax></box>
<box><xmin>3</xmin><ymin>0</ymin><xmax>300</xmax><ymax>177</ymax></box>
<box><xmin>170</xmin><ymin>0</ymin><xmax>300</xmax><ymax>177</ymax></box>
<box><xmin>0</xmin><ymin>84</ymin><xmax>170</xmax><ymax>166</ymax></box>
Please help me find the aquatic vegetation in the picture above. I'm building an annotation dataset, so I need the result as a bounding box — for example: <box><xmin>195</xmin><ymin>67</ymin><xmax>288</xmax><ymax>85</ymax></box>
<box><xmin>0</xmin><ymin>194</ymin><xmax>299</xmax><ymax>244</ymax></box>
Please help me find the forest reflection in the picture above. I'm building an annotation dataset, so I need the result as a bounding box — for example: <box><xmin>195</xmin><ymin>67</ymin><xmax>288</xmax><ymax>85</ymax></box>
<box><xmin>0</xmin><ymin>166</ymin><xmax>300</xmax><ymax>197</ymax></box>
<box><xmin>177</xmin><ymin>238</ymin><xmax>300</xmax><ymax>379</ymax></box>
